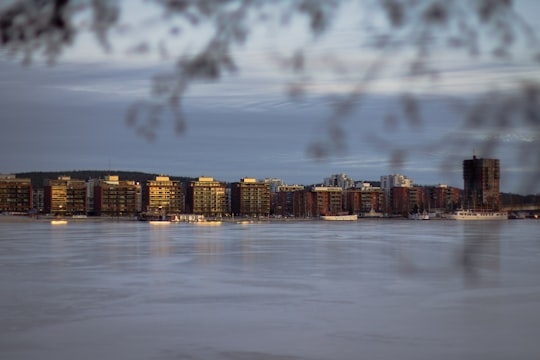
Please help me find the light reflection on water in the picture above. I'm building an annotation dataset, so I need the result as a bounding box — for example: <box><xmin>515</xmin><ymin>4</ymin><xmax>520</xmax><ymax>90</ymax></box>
<box><xmin>0</xmin><ymin>219</ymin><xmax>539</xmax><ymax>360</ymax></box>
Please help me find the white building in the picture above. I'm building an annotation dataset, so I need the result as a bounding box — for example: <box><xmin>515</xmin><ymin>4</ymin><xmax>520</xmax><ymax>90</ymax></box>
<box><xmin>380</xmin><ymin>174</ymin><xmax>413</xmax><ymax>194</ymax></box>
<box><xmin>323</xmin><ymin>173</ymin><xmax>355</xmax><ymax>190</ymax></box>
<box><xmin>263</xmin><ymin>178</ymin><xmax>284</xmax><ymax>193</ymax></box>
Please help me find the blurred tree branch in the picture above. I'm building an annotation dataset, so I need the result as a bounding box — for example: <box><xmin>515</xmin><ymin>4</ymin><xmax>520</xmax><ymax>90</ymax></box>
<box><xmin>1</xmin><ymin>0</ymin><xmax>539</xmax><ymax>190</ymax></box>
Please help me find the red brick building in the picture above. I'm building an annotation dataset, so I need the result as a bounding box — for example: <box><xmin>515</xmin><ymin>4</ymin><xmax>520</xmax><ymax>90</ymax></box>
<box><xmin>293</xmin><ymin>186</ymin><xmax>343</xmax><ymax>217</ymax></box>
<box><xmin>274</xmin><ymin>185</ymin><xmax>304</xmax><ymax>216</ymax></box>
<box><xmin>429</xmin><ymin>185</ymin><xmax>460</xmax><ymax>212</ymax></box>
<box><xmin>345</xmin><ymin>188</ymin><xmax>386</xmax><ymax>215</ymax></box>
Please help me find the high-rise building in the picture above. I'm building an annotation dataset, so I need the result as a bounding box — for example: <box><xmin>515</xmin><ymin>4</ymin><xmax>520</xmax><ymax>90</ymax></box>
<box><xmin>143</xmin><ymin>176</ymin><xmax>183</xmax><ymax>215</ymax></box>
<box><xmin>231</xmin><ymin>178</ymin><xmax>270</xmax><ymax>217</ymax></box>
<box><xmin>44</xmin><ymin>176</ymin><xmax>86</xmax><ymax>215</ymax></box>
<box><xmin>186</xmin><ymin>177</ymin><xmax>226</xmax><ymax>217</ymax></box>
<box><xmin>0</xmin><ymin>174</ymin><xmax>33</xmax><ymax>213</ymax></box>
<box><xmin>93</xmin><ymin>175</ymin><xmax>142</xmax><ymax>216</ymax></box>
<box><xmin>463</xmin><ymin>155</ymin><xmax>501</xmax><ymax>210</ymax></box>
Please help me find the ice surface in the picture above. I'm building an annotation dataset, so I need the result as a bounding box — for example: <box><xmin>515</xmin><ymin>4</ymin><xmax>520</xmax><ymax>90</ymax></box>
<box><xmin>1</xmin><ymin>220</ymin><xmax>540</xmax><ymax>360</ymax></box>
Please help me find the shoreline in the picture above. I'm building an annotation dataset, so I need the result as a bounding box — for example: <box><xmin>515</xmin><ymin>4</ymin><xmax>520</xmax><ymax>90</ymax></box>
<box><xmin>0</xmin><ymin>214</ymin><xmax>405</xmax><ymax>224</ymax></box>
<box><xmin>2</xmin><ymin>213</ymin><xmax>532</xmax><ymax>224</ymax></box>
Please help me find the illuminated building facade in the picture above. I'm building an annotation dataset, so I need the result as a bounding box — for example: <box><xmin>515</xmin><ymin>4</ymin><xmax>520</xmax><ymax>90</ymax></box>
<box><xmin>93</xmin><ymin>175</ymin><xmax>141</xmax><ymax>216</ymax></box>
<box><xmin>231</xmin><ymin>178</ymin><xmax>270</xmax><ymax>217</ymax></box>
<box><xmin>0</xmin><ymin>174</ymin><xmax>33</xmax><ymax>213</ymax></box>
<box><xmin>44</xmin><ymin>176</ymin><xmax>86</xmax><ymax>215</ymax></box>
<box><xmin>186</xmin><ymin>177</ymin><xmax>226</xmax><ymax>216</ymax></box>
<box><xmin>143</xmin><ymin>176</ymin><xmax>183</xmax><ymax>214</ymax></box>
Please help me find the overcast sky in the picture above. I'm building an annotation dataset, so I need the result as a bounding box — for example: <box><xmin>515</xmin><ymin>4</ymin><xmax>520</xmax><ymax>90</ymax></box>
<box><xmin>1</xmin><ymin>0</ymin><xmax>539</xmax><ymax>193</ymax></box>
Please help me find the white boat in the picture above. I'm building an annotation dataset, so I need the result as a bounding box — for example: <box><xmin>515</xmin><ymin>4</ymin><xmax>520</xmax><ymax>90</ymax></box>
<box><xmin>408</xmin><ymin>211</ymin><xmax>430</xmax><ymax>220</ymax></box>
<box><xmin>321</xmin><ymin>214</ymin><xmax>358</xmax><ymax>221</ymax></box>
<box><xmin>446</xmin><ymin>209</ymin><xmax>508</xmax><ymax>220</ymax></box>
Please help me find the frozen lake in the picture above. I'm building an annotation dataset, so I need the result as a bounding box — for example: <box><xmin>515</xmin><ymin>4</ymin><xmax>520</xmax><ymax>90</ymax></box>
<box><xmin>1</xmin><ymin>219</ymin><xmax>540</xmax><ymax>360</ymax></box>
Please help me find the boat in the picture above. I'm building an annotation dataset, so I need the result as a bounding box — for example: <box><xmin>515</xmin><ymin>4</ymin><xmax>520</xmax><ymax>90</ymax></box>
<box><xmin>321</xmin><ymin>214</ymin><xmax>358</xmax><ymax>221</ymax></box>
<box><xmin>446</xmin><ymin>209</ymin><xmax>508</xmax><ymax>220</ymax></box>
<box><xmin>408</xmin><ymin>211</ymin><xmax>430</xmax><ymax>220</ymax></box>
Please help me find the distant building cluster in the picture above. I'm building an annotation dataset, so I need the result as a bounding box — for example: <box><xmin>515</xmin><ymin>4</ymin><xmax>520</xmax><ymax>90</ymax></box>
<box><xmin>0</xmin><ymin>156</ymin><xmax>503</xmax><ymax>218</ymax></box>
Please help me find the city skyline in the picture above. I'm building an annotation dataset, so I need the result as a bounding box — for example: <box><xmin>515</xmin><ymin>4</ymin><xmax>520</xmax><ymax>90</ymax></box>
<box><xmin>1</xmin><ymin>1</ymin><xmax>539</xmax><ymax>194</ymax></box>
<box><xmin>1</xmin><ymin>155</ymin><xmax>524</xmax><ymax>194</ymax></box>
<box><xmin>3</xmin><ymin>155</ymin><xmax>503</xmax><ymax>194</ymax></box>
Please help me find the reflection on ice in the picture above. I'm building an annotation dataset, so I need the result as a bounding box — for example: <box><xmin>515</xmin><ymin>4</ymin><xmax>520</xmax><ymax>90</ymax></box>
<box><xmin>0</xmin><ymin>220</ymin><xmax>539</xmax><ymax>360</ymax></box>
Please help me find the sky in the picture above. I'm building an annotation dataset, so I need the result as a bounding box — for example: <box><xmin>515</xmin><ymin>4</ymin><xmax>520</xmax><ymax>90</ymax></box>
<box><xmin>1</xmin><ymin>0</ymin><xmax>539</xmax><ymax>193</ymax></box>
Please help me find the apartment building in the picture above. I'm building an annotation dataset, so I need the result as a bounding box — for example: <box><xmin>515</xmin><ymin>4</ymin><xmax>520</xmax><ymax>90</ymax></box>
<box><xmin>293</xmin><ymin>186</ymin><xmax>343</xmax><ymax>217</ymax></box>
<box><xmin>231</xmin><ymin>178</ymin><xmax>270</xmax><ymax>217</ymax></box>
<box><xmin>44</xmin><ymin>176</ymin><xmax>86</xmax><ymax>215</ymax></box>
<box><xmin>429</xmin><ymin>184</ymin><xmax>460</xmax><ymax>212</ymax></box>
<box><xmin>380</xmin><ymin>174</ymin><xmax>413</xmax><ymax>194</ymax></box>
<box><xmin>93</xmin><ymin>175</ymin><xmax>142</xmax><ymax>216</ymax></box>
<box><xmin>274</xmin><ymin>185</ymin><xmax>304</xmax><ymax>216</ymax></box>
<box><xmin>143</xmin><ymin>176</ymin><xmax>183</xmax><ymax>214</ymax></box>
<box><xmin>324</xmin><ymin>173</ymin><xmax>355</xmax><ymax>190</ymax></box>
<box><xmin>186</xmin><ymin>177</ymin><xmax>226</xmax><ymax>217</ymax></box>
<box><xmin>345</xmin><ymin>187</ymin><xmax>385</xmax><ymax>215</ymax></box>
<box><xmin>0</xmin><ymin>174</ymin><xmax>33</xmax><ymax>213</ymax></box>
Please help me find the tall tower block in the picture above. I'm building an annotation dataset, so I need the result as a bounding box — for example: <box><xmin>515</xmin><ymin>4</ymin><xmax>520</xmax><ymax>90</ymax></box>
<box><xmin>462</xmin><ymin>155</ymin><xmax>500</xmax><ymax>210</ymax></box>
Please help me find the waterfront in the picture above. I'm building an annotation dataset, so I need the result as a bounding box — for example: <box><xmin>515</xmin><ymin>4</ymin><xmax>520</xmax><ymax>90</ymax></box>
<box><xmin>1</xmin><ymin>220</ymin><xmax>540</xmax><ymax>360</ymax></box>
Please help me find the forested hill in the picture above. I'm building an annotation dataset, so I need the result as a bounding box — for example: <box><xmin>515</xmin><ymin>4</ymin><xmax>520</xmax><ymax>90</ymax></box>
<box><xmin>16</xmin><ymin>170</ymin><xmax>196</xmax><ymax>188</ymax></box>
